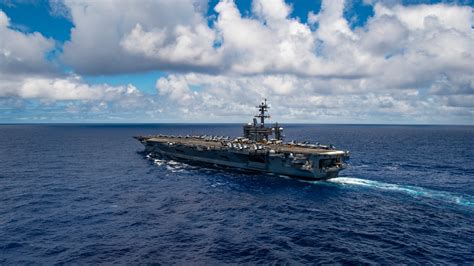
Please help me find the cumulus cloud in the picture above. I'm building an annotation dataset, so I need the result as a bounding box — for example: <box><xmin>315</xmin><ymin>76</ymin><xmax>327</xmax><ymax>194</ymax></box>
<box><xmin>1</xmin><ymin>0</ymin><xmax>473</xmax><ymax>123</ymax></box>
<box><xmin>373</xmin><ymin>3</ymin><xmax>472</xmax><ymax>31</ymax></box>
<box><xmin>61</xmin><ymin>0</ymin><xmax>219</xmax><ymax>75</ymax></box>
<box><xmin>0</xmin><ymin>10</ymin><xmax>137</xmax><ymax>102</ymax></box>
<box><xmin>150</xmin><ymin>0</ymin><xmax>473</xmax><ymax>124</ymax></box>
<box><xmin>155</xmin><ymin>72</ymin><xmax>473</xmax><ymax>124</ymax></box>
<box><xmin>215</xmin><ymin>0</ymin><xmax>322</xmax><ymax>75</ymax></box>
<box><xmin>60</xmin><ymin>0</ymin><xmax>370</xmax><ymax>77</ymax></box>
<box><xmin>0</xmin><ymin>75</ymin><xmax>141</xmax><ymax>101</ymax></box>
<box><xmin>120</xmin><ymin>22</ymin><xmax>219</xmax><ymax>69</ymax></box>
<box><xmin>0</xmin><ymin>10</ymin><xmax>152</xmax><ymax>121</ymax></box>
<box><xmin>60</xmin><ymin>0</ymin><xmax>473</xmax><ymax>82</ymax></box>
<box><xmin>0</xmin><ymin>72</ymin><xmax>155</xmax><ymax>122</ymax></box>
<box><xmin>48</xmin><ymin>0</ymin><xmax>72</xmax><ymax>20</ymax></box>
<box><xmin>0</xmin><ymin>10</ymin><xmax>56</xmax><ymax>76</ymax></box>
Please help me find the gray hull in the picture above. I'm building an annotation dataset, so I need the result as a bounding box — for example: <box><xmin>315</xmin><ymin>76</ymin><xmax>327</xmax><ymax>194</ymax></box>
<box><xmin>142</xmin><ymin>140</ymin><xmax>346</xmax><ymax>180</ymax></box>
<box><xmin>136</xmin><ymin>100</ymin><xmax>349</xmax><ymax>179</ymax></box>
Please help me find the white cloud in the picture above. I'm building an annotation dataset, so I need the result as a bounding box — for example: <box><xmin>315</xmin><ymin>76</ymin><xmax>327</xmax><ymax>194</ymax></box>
<box><xmin>0</xmin><ymin>73</ymin><xmax>156</xmax><ymax>122</ymax></box>
<box><xmin>156</xmin><ymin>74</ymin><xmax>196</xmax><ymax>103</ymax></box>
<box><xmin>0</xmin><ymin>10</ymin><xmax>9</xmax><ymax>26</ymax></box>
<box><xmin>152</xmin><ymin>0</ymin><xmax>473</xmax><ymax>124</ymax></box>
<box><xmin>155</xmin><ymin>72</ymin><xmax>473</xmax><ymax>124</ymax></box>
<box><xmin>0</xmin><ymin>73</ymin><xmax>144</xmax><ymax>104</ymax></box>
<box><xmin>359</xmin><ymin>15</ymin><xmax>408</xmax><ymax>56</ymax></box>
<box><xmin>19</xmin><ymin>77</ymin><xmax>140</xmax><ymax>101</ymax></box>
<box><xmin>59</xmin><ymin>0</ymin><xmax>473</xmax><ymax>82</ymax></box>
<box><xmin>315</xmin><ymin>0</ymin><xmax>356</xmax><ymax>44</ymax></box>
<box><xmin>0</xmin><ymin>10</ymin><xmax>152</xmax><ymax>121</ymax></box>
<box><xmin>120</xmin><ymin>22</ymin><xmax>219</xmax><ymax>68</ymax></box>
<box><xmin>214</xmin><ymin>0</ymin><xmax>329</xmax><ymax>76</ymax></box>
<box><xmin>0</xmin><ymin>10</ymin><xmax>56</xmax><ymax>75</ymax></box>
<box><xmin>373</xmin><ymin>3</ymin><xmax>473</xmax><ymax>31</ymax></box>
<box><xmin>0</xmin><ymin>10</ymin><xmax>142</xmax><ymax>102</ymax></box>
<box><xmin>48</xmin><ymin>0</ymin><xmax>72</xmax><ymax>20</ymax></box>
<box><xmin>61</xmin><ymin>0</ymin><xmax>218</xmax><ymax>75</ymax></box>
<box><xmin>252</xmin><ymin>0</ymin><xmax>291</xmax><ymax>22</ymax></box>
<box><xmin>1</xmin><ymin>1</ymin><xmax>473</xmax><ymax>123</ymax></box>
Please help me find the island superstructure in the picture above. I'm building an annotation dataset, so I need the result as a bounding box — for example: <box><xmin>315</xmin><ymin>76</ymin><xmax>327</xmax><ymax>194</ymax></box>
<box><xmin>135</xmin><ymin>100</ymin><xmax>349</xmax><ymax>179</ymax></box>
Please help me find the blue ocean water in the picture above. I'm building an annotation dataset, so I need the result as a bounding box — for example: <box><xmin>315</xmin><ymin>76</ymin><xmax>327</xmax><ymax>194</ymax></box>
<box><xmin>0</xmin><ymin>124</ymin><xmax>473</xmax><ymax>264</ymax></box>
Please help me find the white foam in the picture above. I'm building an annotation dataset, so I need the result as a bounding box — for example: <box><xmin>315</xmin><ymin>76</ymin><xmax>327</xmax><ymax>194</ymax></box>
<box><xmin>153</xmin><ymin>159</ymin><xmax>166</xmax><ymax>166</ymax></box>
<box><xmin>211</xmin><ymin>182</ymin><xmax>226</xmax><ymax>188</ymax></box>
<box><xmin>328</xmin><ymin>177</ymin><xmax>474</xmax><ymax>207</ymax></box>
<box><xmin>353</xmin><ymin>164</ymin><xmax>369</xmax><ymax>169</ymax></box>
<box><xmin>383</xmin><ymin>165</ymin><xmax>399</xmax><ymax>171</ymax></box>
<box><xmin>148</xmin><ymin>154</ymin><xmax>194</xmax><ymax>171</ymax></box>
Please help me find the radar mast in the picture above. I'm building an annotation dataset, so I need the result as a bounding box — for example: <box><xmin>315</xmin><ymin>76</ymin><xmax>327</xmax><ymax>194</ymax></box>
<box><xmin>243</xmin><ymin>99</ymin><xmax>283</xmax><ymax>142</ymax></box>
<box><xmin>255</xmin><ymin>98</ymin><xmax>270</xmax><ymax>127</ymax></box>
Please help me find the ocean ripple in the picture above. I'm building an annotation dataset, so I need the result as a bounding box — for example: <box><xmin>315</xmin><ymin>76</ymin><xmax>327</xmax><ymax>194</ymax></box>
<box><xmin>1</xmin><ymin>124</ymin><xmax>473</xmax><ymax>264</ymax></box>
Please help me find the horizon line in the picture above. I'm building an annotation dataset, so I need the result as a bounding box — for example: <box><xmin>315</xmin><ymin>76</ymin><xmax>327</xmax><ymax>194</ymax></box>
<box><xmin>1</xmin><ymin>122</ymin><xmax>473</xmax><ymax>126</ymax></box>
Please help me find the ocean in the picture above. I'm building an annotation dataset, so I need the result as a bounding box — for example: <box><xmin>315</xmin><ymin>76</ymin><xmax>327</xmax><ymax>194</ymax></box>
<box><xmin>1</xmin><ymin>124</ymin><xmax>473</xmax><ymax>264</ymax></box>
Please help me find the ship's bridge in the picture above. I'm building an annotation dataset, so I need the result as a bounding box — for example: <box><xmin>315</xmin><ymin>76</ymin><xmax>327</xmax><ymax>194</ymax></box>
<box><xmin>243</xmin><ymin>99</ymin><xmax>283</xmax><ymax>142</ymax></box>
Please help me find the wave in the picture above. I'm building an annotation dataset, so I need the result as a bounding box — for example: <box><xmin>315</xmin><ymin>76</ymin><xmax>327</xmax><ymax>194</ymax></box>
<box><xmin>147</xmin><ymin>154</ymin><xmax>196</xmax><ymax>173</ymax></box>
<box><xmin>328</xmin><ymin>177</ymin><xmax>474</xmax><ymax>207</ymax></box>
<box><xmin>146</xmin><ymin>153</ymin><xmax>473</xmax><ymax>208</ymax></box>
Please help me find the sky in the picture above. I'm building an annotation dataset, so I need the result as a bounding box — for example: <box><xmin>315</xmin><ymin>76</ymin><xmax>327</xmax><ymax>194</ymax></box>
<box><xmin>0</xmin><ymin>0</ymin><xmax>473</xmax><ymax>124</ymax></box>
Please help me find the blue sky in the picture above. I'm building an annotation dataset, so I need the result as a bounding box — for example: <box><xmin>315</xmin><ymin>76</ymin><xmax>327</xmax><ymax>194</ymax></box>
<box><xmin>1</xmin><ymin>0</ymin><xmax>367</xmax><ymax>93</ymax></box>
<box><xmin>0</xmin><ymin>0</ymin><xmax>473</xmax><ymax>124</ymax></box>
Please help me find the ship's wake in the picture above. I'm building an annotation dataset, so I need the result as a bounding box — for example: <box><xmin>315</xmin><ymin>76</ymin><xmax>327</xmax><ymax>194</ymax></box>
<box><xmin>146</xmin><ymin>154</ymin><xmax>473</xmax><ymax>208</ymax></box>
<box><xmin>147</xmin><ymin>154</ymin><xmax>196</xmax><ymax>173</ymax></box>
<box><xmin>327</xmin><ymin>177</ymin><xmax>474</xmax><ymax>207</ymax></box>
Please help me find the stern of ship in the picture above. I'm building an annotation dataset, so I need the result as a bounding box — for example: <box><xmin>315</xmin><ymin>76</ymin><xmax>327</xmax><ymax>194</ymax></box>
<box><xmin>311</xmin><ymin>151</ymin><xmax>350</xmax><ymax>179</ymax></box>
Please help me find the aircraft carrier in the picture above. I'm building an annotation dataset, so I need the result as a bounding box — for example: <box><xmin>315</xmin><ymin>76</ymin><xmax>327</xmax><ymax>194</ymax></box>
<box><xmin>135</xmin><ymin>100</ymin><xmax>350</xmax><ymax>180</ymax></box>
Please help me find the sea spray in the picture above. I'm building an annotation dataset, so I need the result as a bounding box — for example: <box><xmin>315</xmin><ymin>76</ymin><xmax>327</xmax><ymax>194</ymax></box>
<box><xmin>329</xmin><ymin>177</ymin><xmax>474</xmax><ymax>207</ymax></box>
